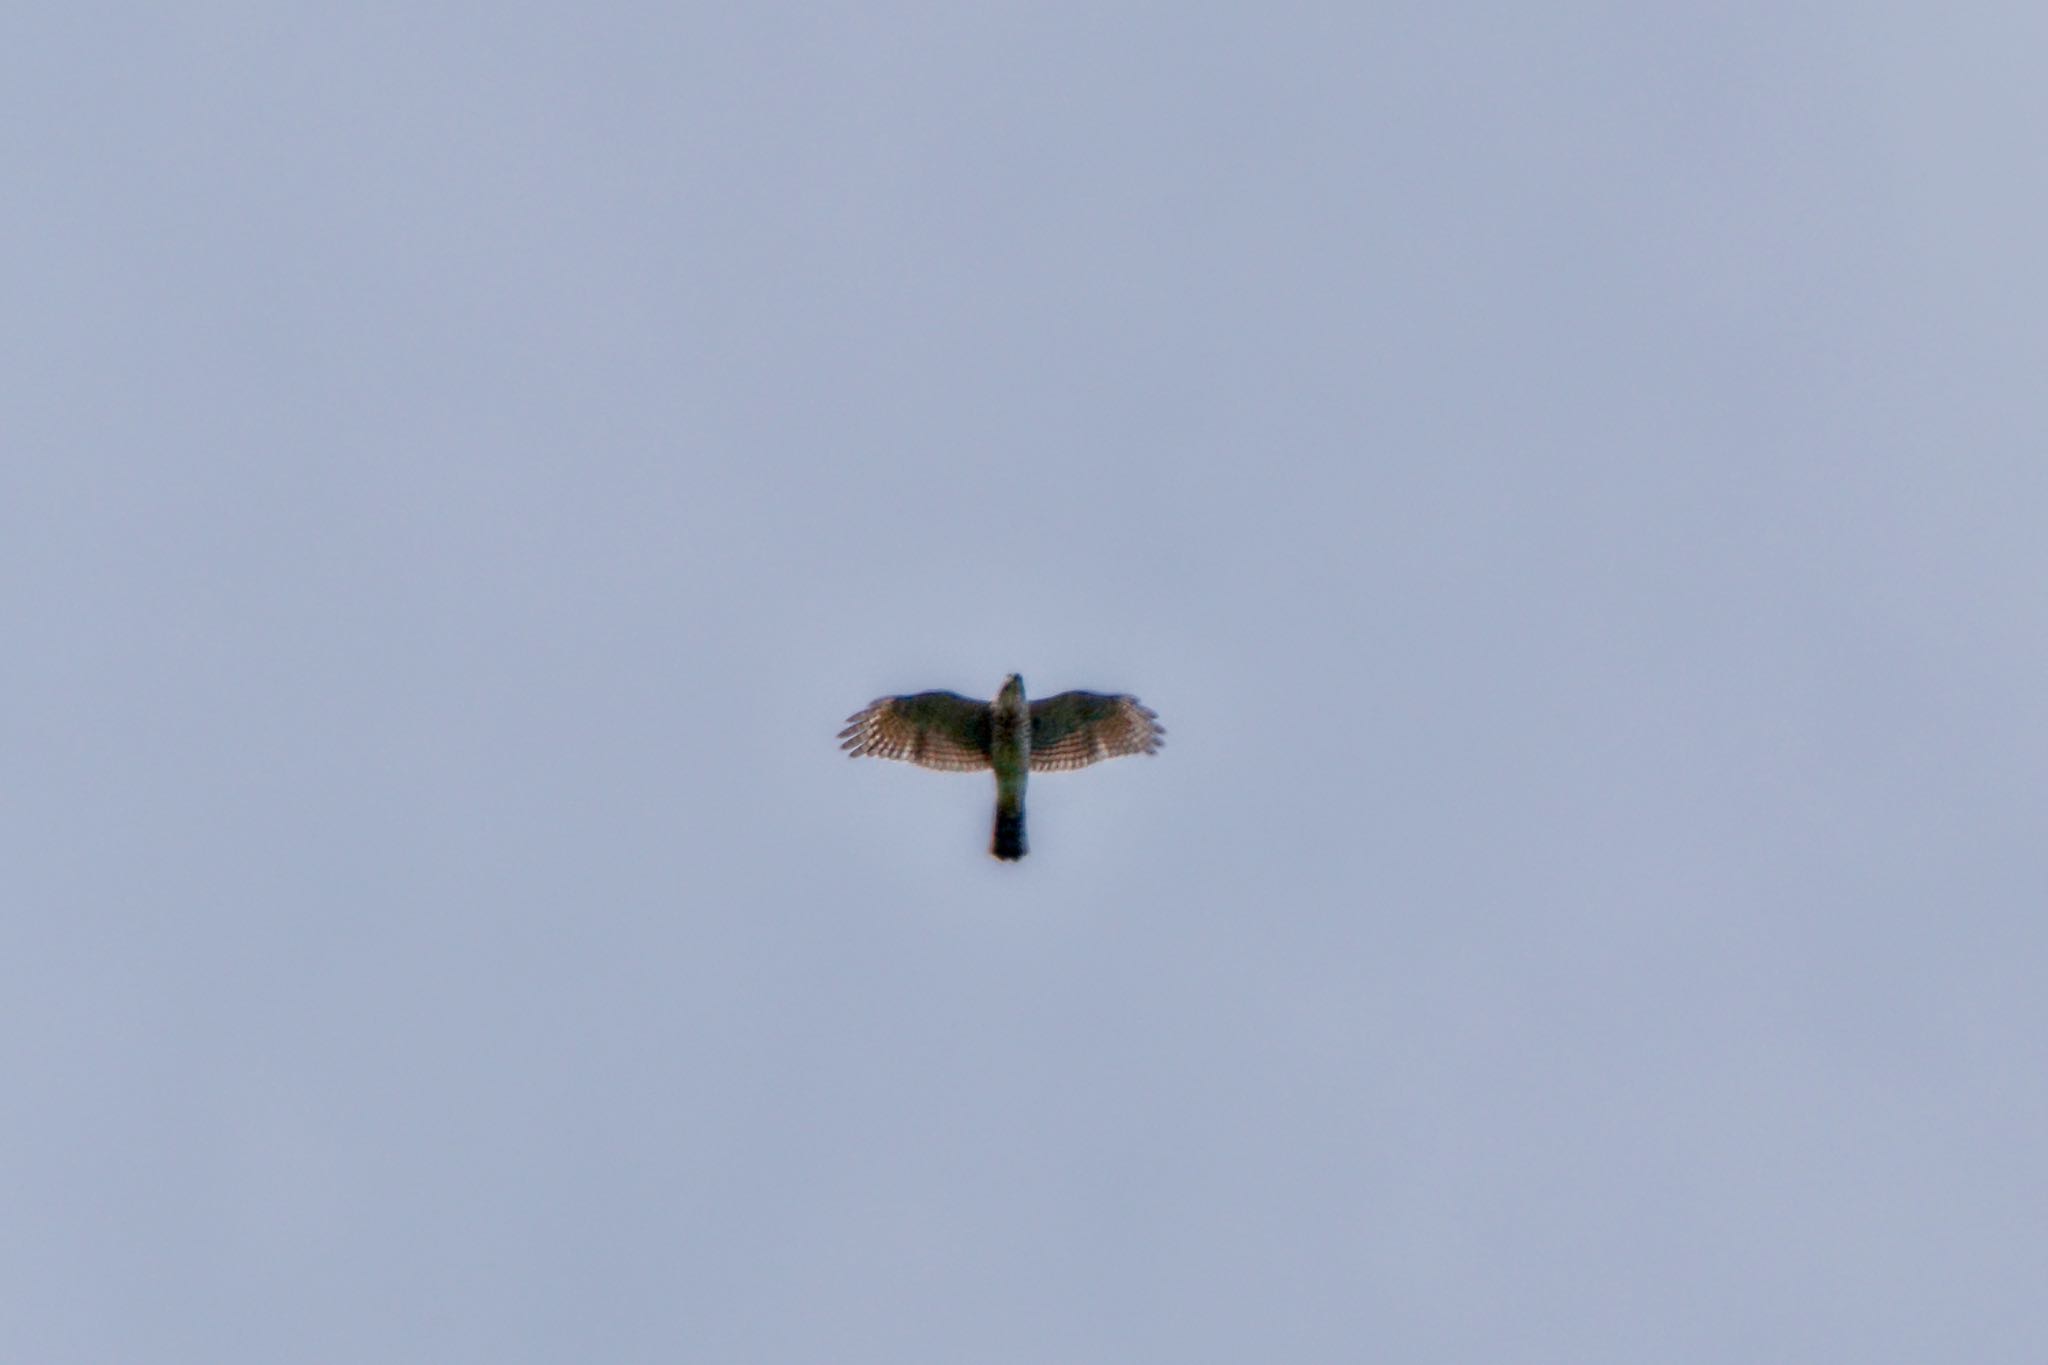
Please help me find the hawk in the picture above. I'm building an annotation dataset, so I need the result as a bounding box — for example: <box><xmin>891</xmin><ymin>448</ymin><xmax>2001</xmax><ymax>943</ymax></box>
<box><xmin>839</xmin><ymin>674</ymin><xmax>1164</xmax><ymax>860</ymax></box>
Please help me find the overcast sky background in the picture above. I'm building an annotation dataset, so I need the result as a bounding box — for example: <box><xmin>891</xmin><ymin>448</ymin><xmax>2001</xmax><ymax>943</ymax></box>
<box><xmin>7</xmin><ymin>4</ymin><xmax>2045</xmax><ymax>1361</ymax></box>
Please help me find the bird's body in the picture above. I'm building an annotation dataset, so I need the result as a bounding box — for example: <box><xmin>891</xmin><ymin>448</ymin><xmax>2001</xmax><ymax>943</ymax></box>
<box><xmin>987</xmin><ymin>675</ymin><xmax>1033</xmax><ymax>859</ymax></box>
<box><xmin>839</xmin><ymin>674</ymin><xmax>1163</xmax><ymax>860</ymax></box>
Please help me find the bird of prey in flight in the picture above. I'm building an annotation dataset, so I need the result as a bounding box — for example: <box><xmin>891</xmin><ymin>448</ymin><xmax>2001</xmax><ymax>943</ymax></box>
<box><xmin>839</xmin><ymin>674</ymin><xmax>1164</xmax><ymax>860</ymax></box>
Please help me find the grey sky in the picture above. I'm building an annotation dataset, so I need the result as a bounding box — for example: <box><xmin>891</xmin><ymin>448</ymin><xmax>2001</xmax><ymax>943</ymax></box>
<box><xmin>7</xmin><ymin>4</ymin><xmax>2045</xmax><ymax>1361</ymax></box>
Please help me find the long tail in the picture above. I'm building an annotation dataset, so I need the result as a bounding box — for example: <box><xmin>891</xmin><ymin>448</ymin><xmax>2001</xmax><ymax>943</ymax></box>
<box><xmin>991</xmin><ymin>795</ymin><xmax>1027</xmax><ymax>861</ymax></box>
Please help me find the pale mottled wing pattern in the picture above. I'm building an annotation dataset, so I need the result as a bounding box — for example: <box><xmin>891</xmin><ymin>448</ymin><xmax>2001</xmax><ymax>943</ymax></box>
<box><xmin>1027</xmin><ymin>692</ymin><xmax>1165</xmax><ymax>772</ymax></box>
<box><xmin>838</xmin><ymin>691</ymin><xmax>994</xmax><ymax>771</ymax></box>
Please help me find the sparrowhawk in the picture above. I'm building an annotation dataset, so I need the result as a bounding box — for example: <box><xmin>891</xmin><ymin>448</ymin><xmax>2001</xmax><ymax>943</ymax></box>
<box><xmin>839</xmin><ymin>675</ymin><xmax>1164</xmax><ymax>860</ymax></box>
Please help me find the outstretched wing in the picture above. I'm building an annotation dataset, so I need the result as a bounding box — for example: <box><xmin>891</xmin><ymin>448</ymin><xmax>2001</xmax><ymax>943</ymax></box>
<box><xmin>1028</xmin><ymin>692</ymin><xmax>1165</xmax><ymax>772</ymax></box>
<box><xmin>839</xmin><ymin>691</ymin><xmax>994</xmax><ymax>771</ymax></box>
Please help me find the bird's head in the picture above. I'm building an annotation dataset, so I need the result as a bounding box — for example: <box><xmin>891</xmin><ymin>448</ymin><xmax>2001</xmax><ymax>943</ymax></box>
<box><xmin>999</xmin><ymin>673</ymin><xmax>1024</xmax><ymax>702</ymax></box>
